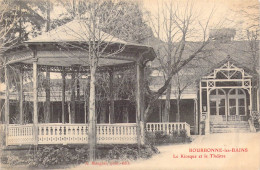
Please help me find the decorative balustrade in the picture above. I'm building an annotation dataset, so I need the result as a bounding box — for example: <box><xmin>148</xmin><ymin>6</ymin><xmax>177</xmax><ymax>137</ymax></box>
<box><xmin>38</xmin><ymin>124</ymin><xmax>88</xmax><ymax>144</ymax></box>
<box><xmin>210</xmin><ymin>115</ymin><xmax>248</xmax><ymax>122</ymax></box>
<box><xmin>5</xmin><ymin>122</ymin><xmax>190</xmax><ymax>145</ymax></box>
<box><xmin>7</xmin><ymin>124</ymin><xmax>34</xmax><ymax>145</ymax></box>
<box><xmin>227</xmin><ymin>115</ymin><xmax>247</xmax><ymax>121</ymax></box>
<box><xmin>146</xmin><ymin>122</ymin><xmax>191</xmax><ymax>136</ymax></box>
<box><xmin>5</xmin><ymin>123</ymin><xmax>138</xmax><ymax>145</ymax></box>
<box><xmin>97</xmin><ymin>123</ymin><xmax>137</xmax><ymax>144</ymax></box>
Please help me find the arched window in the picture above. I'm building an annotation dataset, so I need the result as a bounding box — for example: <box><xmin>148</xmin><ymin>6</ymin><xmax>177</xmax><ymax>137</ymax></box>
<box><xmin>209</xmin><ymin>89</ymin><xmax>226</xmax><ymax>115</ymax></box>
<box><xmin>228</xmin><ymin>89</ymin><xmax>246</xmax><ymax>115</ymax></box>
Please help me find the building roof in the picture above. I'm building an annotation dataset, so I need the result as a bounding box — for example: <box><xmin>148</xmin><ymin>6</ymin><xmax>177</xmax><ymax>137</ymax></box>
<box><xmin>25</xmin><ymin>19</ymin><xmax>127</xmax><ymax>44</ymax></box>
<box><xmin>151</xmin><ymin>40</ymin><xmax>259</xmax><ymax>70</ymax></box>
<box><xmin>149</xmin><ymin>39</ymin><xmax>259</xmax><ymax>99</ymax></box>
<box><xmin>6</xmin><ymin>19</ymin><xmax>156</xmax><ymax>70</ymax></box>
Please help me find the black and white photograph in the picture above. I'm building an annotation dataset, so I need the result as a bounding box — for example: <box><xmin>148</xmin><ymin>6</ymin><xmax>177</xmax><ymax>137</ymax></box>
<box><xmin>0</xmin><ymin>0</ymin><xmax>259</xmax><ymax>169</ymax></box>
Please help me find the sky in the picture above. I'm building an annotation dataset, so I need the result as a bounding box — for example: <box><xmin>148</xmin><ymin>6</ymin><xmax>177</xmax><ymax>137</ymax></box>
<box><xmin>142</xmin><ymin>0</ymin><xmax>259</xmax><ymax>41</ymax></box>
<box><xmin>44</xmin><ymin>0</ymin><xmax>260</xmax><ymax>80</ymax></box>
<box><xmin>47</xmin><ymin>0</ymin><xmax>259</xmax><ymax>41</ymax></box>
<box><xmin>142</xmin><ymin>0</ymin><xmax>259</xmax><ymax>23</ymax></box>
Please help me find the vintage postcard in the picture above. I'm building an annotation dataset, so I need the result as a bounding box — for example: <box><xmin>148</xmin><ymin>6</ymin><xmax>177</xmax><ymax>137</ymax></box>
<box><xmin>0</xmin><ymin>0</ymin><xmax>259</xmax><ymax>169</ymax></box>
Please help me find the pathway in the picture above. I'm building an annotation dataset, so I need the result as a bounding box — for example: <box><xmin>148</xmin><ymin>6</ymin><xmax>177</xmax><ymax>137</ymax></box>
<box><xmin>72</xmin><ymin>133</ymin><xmax>260</xmax><ymax>170</ymax></box>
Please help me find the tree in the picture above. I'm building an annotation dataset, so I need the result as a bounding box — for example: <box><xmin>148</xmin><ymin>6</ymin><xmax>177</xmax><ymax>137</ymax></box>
<box><xmin>43</xmin><ymin>0</ymin><xmax>52</xmax><ymax>123</ymax></box>
<box><xmin>1</xmin><ymin>0</ymin><xmax>47</xmax><ymax>43</ymax></box>
<box><xmin>0</xmin><ymin>0</ymin><xmax>55</xmax><ymax>124</ymax></box>
<box><xmin>0</xmin><ymin>0</ymin><xmax>51</xmax><ymax>82</ymax></box>
<box><xmin>0</xmin><ymin>1</ymin><xmax>19</xmax><ymax>123</ymax></box>
<box><xmin>235</xmin><ymin>2</ymin><xmax>259</xmax><ymax>112</ymax></box>
<box><xmin>0</xmin><ymin>1</ymin><xmax>19</xmax><ymax>91</ymax></box>
<box><xmin>56</xmin><ymin>0</ymin><xmax>153</xmax><ymax>161</ymax></box>
<box><xmin>172</xmin><ymin>69</ymin><xmax>196</xmax><ymax>122</ymax></box>
<box><xmin>145</xmin><ymin>0</ymin><xmax>231</xmax><ymax>120</ymax></box>
<box><xmin>145</xmin><ymin>0</ymin><xmax>219</xmax><ymax>122</ymax></box>
<box><xmin>56</xmin><ymin>0</ymin><xmax>153</xmax><ymax>43</ymax></box>
<box><xmin>0</xmin><ymin>2</ymin><xmax>19</xmax><ymax>57</ymax></box>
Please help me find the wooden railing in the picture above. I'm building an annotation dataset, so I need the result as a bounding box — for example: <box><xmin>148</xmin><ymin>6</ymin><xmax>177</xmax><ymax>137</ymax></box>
<box><xmin>210</xmin><ymin>115</ymin><xmax>248</xmax><ymax>122</ymax></box>
<box><xmin>38</xmin><ymin>124</ymin><xmax>88</xmax><ymax>144</ymax></box>
<box><xmin>7</xmin><ymin>124</ymin><xmax>34</xmax><ymax>145</ymax></box>
<box><xmin>97</xmin><ymin>123</ymin><xmax>137</xmax><ymax>144</ymax></box>
<box><xmin>6</xmin><ymin>123</ymin><xmax>138</xmax><ymax>145</ymax></box>
<box><xmin>226</xmin><ymin>115</ymin><xmax>247</xmax><ymax>121</ymax></box>
<box><xmin>5</xmin><ymin>122</ymin><xmax>190</xmax><ymax>145</ymax></box>
<box><xmin>146</xmin><ymin>122</ymin><xmax>191</xmax><ymax>136</ymax></box>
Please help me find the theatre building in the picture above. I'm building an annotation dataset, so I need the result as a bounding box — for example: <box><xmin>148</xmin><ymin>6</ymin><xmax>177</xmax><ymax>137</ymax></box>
<box><xmin>147</xmin><ymin>36</ymin><xmax>259</xmax><ymax>135</ymax></box>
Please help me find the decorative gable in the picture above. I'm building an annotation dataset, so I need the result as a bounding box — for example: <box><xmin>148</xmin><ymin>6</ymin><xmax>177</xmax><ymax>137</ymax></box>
<box><xmin>203</xmin><ymin>61</ymin><xmax>252</xmax><ymax>80</ymax></box>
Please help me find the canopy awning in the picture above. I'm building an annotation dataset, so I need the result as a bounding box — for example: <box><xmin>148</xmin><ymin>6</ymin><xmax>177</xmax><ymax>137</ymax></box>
<box><xmin>5</xmin><ymin>19</ymin><xmax>156</xmax><ymax>71</ymax></box>
<box><xmin>25</xmin><ymin>19</ymin><xmax>127</xmax><ymax>44</ymax></box>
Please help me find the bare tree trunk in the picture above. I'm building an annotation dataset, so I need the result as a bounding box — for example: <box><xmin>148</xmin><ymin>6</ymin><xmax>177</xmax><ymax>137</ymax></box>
<box><xmin>43</xmin><ymin>0</ymin><xmax>51</xmax><ymax>123</ymax></box>
<box><xmin>61</xmin><ymin>71</ymin><xmax>66</xmax><ymax>123</ymax></box>
<box><xmin>76</xmin><ymin>73</ymin><xmax>80</xmax><ymax>123</ymax></box>
<box><xmin>70</xmin><ymin>72</ymin><xmax>76</xmax><ymax>123</ymax></box>
<box><xmin>88</xmin><ymin>63</ymin><xmax>97</xmax><ymax>161</ymax></box>
<box><xmin>122</xmin><ymin>106</ymin><xmax>129</xmax><ymax>123</ymax></box>
<box><xmin>45</xmin><ymin>68</ymin><xmax>51</xmax><ymax>123</ymax></box>
<box><xmin>164</xmin><ymin>84</ymin><xmax>171</xmax><ymax>122</ymax></box>
<box><xmin>176</xmin><ymin>96</ymin><xmax>180</xmax><ymax>122</ymax></box>
<box><xmin>19</xmin><ymin>2</ymin><xmax>22</xmax><ymax>42</ymax></box>
<box><xmin>19</xmin><ymin>71</ymin><xmax>23</xmax><ymax>124</ymax></box>
<box><xmin>176</xmin><ymin>73</ymin><xmax>181</xmax><ymax>122</ymax></box>
<box><xmin>46</xmin><ymin>0</ymin><xmax>50</xmax><ymax>31</ymax></box>
<box><xmin>73</xmin><ymin>0</ymin><xmax>76</xmax><ymax>17</ymax></box>
<box><xmin>5</xmin><ymin>65</ymin><xmax>10</xmax><ymax>126</ymax></box>
<box><xmin>163</xmin><ymin>3</ymin><xmax>174</xmax><ymax>123</ymax></box>
<box><xmin>84</xmin><ymin>77</ymin><xmax>90</xmax><ymax>124</ymax></box>
<box><xmin>258</xmin><ymin>33</ymin><xmax>260</xmax><ymax>112</ymax></box>
<box><xmin>258</xmin><ymin>74</ymin><xmax>260</xmax><ymax>112</ymax></box>
<box><xmin>88</xmin><ymin>6</ymin><xmax>98</xmax><ymax>161</ymax></box>
<box><xmin>109</xmin><ymin>71</ymin><xmax>115</xmax><ymax>123</ymax></box>
<box><xmin>100</xmin><ymin>100</ymin><xmax>107</xmax><ymax>123</ymax></box>
<box><xmin>84</xmin><ymin>88</ymin><xmax>88</xmax><ymax>124</ymax></box>
<box><xmin>136</xmin><ymin>61</ymin><xmax>145</xmax><ymax>150</ymax></box>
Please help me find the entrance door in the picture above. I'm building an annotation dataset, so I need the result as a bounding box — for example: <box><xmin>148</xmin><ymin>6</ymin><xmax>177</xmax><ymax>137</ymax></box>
<box><xmin>209</xmin><ymin>89</ymin><xmax>226</xmax><ymax>121</ymax></box>
<box><xmin>228</xmin><ymin>89</ymin><xmax>247</xmax><ymax>121</ymax></box>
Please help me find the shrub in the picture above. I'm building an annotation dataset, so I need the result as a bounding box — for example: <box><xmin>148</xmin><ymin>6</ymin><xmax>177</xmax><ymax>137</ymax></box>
<box><xmin>154</xmin><ymin>131</ymin><xmax>170</xmax><ymax>144</ymax></box>
<box><xmin>1</xmin><ymin>144</ymin><xmax>159</xmax><ymax>168</ymax></box>
<box><xmin>179</xmin><ymin>129</ymin><xmax>187</xmax><ymax>138</ymax></box>
<box><xmin>145</xmin><ymin>131</ymin><xmax>156</xmax><ymax>145</ymax></box>
<box><xmin>106</xmin><ymin>146</ymin><xmax>139</xmax><ymax>160</ymax></box>
<box><xmin>1</xmin><ymin>151</ymin><xmax>31</xmax><ymax>167</ymax></box>
<box><xmin>5</xmin><ymin>154</ymin><xmax>27</xmax><ymax>166</ymax></box>
<box><xmin>140</xmin><ymin>145</ymin><xmax>159</xmax><ymax>158</ymax></box>
<box><xmin>105</xmin><ymin>145</ymin><xmax>158</xmax><ymax>160</ymax></box>
<box><xmin>0</xmin><ymin>126</ymin><xmax>5</xmax><ymax>147</ymax></box>
<box><xmin>26</xmin><ymin>145</ymin><xmax>89</xmax><ymax>167</ymax></box>
<box><xmin>145</xmin><ymin>130</ymin><xmax>191</xmax><ymax>145</ymax></box>
<box><xmin>171</xmin><ymin>130</ymin><xmax>179</xmax><ymax>138</ymax></box>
